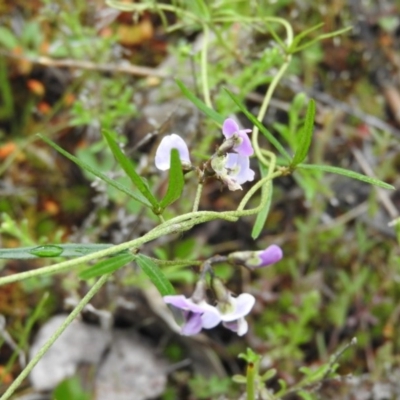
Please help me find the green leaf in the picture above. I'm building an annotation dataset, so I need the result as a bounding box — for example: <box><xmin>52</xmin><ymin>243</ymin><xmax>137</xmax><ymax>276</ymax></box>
<box><xmin>0</xmin><ymin>27</ymin><xmax>19</xmax><ymax>49</ymax></box>
<box><xmin>176</xmin><ymin>79</ymin><xmax>225</xmax><ymax>125</ymax></box>
<box><xmin>261</xmin><ymin>368</ymin><xmax>277</xmax><ymax>382</ymax></box>
<box><xmin>252</xmin><ymin>164</ymin><xmax>273</xmax><ymax>239</ymax></box>
<box><xmin>298</xmin><ymin>164</ymin><xmax>394</xmax><ymax>190</ymax></box>
<box><xmin>136</xmin><ymin>254</ymin><xmax>175</xmax><ymax>296</ymax></box>
<box><xmin>79</xmin><ymin>253</ymin><xmax>135</xmax><ymax>280</ymax></box>
<box><xmin>287</xmin><ymin>23</ymin><xmax>324</xmax><ymax>53</ymax></box>
<box><xmin>291</xmin><ymin>99</ymin><xmax>315</xmax><ymax>166</ymax></box>
<box><xmin>0</xmin><ymin>243</ymin><xmax>115</xmax><ymax>259</ymax></box>
<box><xmin>159</xmin><ymin>149</ymin><xmax>184</xmax><ymax>209</ymax></box>
<box><xmin>53</xmin><ymin>376</ymin><xmax>91</xmax><ymax>400</ymax></box>
<box><xmin>38</xmin><ymin>134</ymin><xmax>151</xmax><ymax>207</ymax></box>
<box><xmin>293</xmin><ymin>26</ymin><xmax>353</xmax><ymax>53</ymax></box>
<box><xmin>102</xmin><ymin>129</ymin><xmax>160</xmax><ymax>210</ymax></box>
<box><xmin>224</xmin><ymin>89</ymin><xmax>292</xmax><ymax>161</ymax></box>
<box><xmin>297</xmin><ymin>390</ymin><xmax>315</xmax><ymax>400</ymax></box>
<box><xmin>232</xmin><ymin>375</ymin><xmax>247</xmax><ymax>384</ymax></box>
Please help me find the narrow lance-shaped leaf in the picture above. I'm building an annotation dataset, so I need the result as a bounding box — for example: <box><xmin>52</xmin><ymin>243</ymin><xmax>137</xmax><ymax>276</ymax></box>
<box><xmin>102</xmin><ymin>129</ymin><xmax>160</xmax><ymax>211</ymax></box>
<box><xmin>79</xmin><ymin>253</ymin><xmax>135</xmax><ymax>280</ymax></box>
<box><xmin>136</xmin><ymin>254</ymin><xmax>175</xmax><ymax>296</ymax></box>
<box><xmin>287</xmin><ymin>22</ymin><xmax>324</xmax><ymax>53</ymax></box>
<box><xmin>159</xmin><ymin>149</ymin><xmax>185</xmax><ymax>209</ymax></box>
<box><xmin>252</xmin><ymin>164</ymin><xmax>273</xmax><ymax>240</ymax></box>
<box><xmin>224</xmin><ymin>89</ymin><xmax>292</xmax><ymax>161</ymax></box>
<box><xmin>0</xmin><ymin>243</ymin><xmax>116</xmax><ymax>259</ymax></box>
<box><xmin>176</xmin><ymin>79</ymin><xmax>225</xmax><ymax>125</ymax></box>
<box><xmin>298</xmin><ymin>164</ymin><xmax>394</xmax><ymax>190</ymax></box>
<box><xmin>291</xmin><ymin>99</ymin><xmax>316</xmax><ymax>167</ymax></box>
<box><xmin>38</xmin><ymin>134</ymin><xmax>151</xmax><ymax>207</ymax></box>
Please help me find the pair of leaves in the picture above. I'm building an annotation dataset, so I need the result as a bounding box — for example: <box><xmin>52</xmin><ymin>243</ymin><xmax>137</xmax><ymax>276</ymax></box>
<box><xmin>39</xmin><ymin>130</ymin><xmax>184</xmax><ymax>215</ymax></box>
<box><xmin>79</xmin><ymin>253</ymin><xmax>175</xmax><ymax>296</ymax></box>
<box><xmin>38</xmin><ymin>134</ymin><xmax>151</xmax><ymax>206</ymax></box>
<box><xmin>102</xmin><ymin>129</ymin><xmax>184</xmax><ymax>213</ymax></box>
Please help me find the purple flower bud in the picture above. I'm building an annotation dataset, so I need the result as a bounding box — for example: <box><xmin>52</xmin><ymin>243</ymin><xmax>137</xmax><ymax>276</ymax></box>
<box><xmin>222</xmin><ymin>118</ymin><xmax>254</xmax><ymax>157</ymax></box>
<box><xmin>155</xmin><ymin>134</ymin><xmax>191</xmax><ymax>171</ymax></box>
<box><xmin>228</xmin><ymin>245</ymin><xmax>283</xmax><ymax>270</ymax></box>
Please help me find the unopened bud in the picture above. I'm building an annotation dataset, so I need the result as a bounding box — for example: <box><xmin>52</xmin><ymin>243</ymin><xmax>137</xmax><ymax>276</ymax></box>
<box><xmin>228</xmin><ymin>245</ymin><xmax>283</xmax><ymax>270</ymax></box>
<box><xmin>217</xmin><ymin>134</ymin><xmax>241</xmax><ymax>156</ymax></box>
<box><xmin>191</xmin><ymin>279</ymin><xmax>207</xmax><ymax>303</ymax></box>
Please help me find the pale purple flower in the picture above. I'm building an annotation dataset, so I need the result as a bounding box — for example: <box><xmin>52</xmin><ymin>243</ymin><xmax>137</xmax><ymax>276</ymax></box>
<box><xmin>222</xmin><ymin>118</ymin><xmax>254</xmax><ymax>156</ymax></box>
<box><xmin>163</xmin><ymin>295</ymin><xmax>221</xmax><ymax>335</ymax></box>
<box><xmin>211</xmin><ymin>153</ymin><xmax>255</xmax><ymax>191</ymax></box>
<box><xmin>228</xmin><ymin>245</ymin><xmax>283</xmax><ymax>270</ymax></box>
<box><xmin>217</xmin><ymin>293</ymin><xmax>256</xmax><ymax>336</ymax></box>
<box><xmin>225</xmin><ymin>153</ymin><xmax>255</xmax><ymax>185</ymax></box>
<box><xmin>155</xmin><ymin>134</ymin><xmax>191</xmax><ymax>171</ymax></box>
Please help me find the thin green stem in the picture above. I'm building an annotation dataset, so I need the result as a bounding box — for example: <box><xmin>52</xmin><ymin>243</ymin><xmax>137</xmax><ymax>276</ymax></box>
<box><xmin>237</xmin><ymin>151</ymin><xmax>277</xmax><ymax>211</ymax></box>
<box><xmin>0</xmin><ymin>210</ymin><xmax>234</xmax><ymax>287</ymax></box>
<box><xmin>252</xmin><ymin>55</ymin><xmax>291</xmax><ymax>168</ymax></box>
<box><xmin>0</xmin><ymin>274</ymin><xmax>110</xmax><ymax>400</ymax></box>
<box><xmin>147</xmin><ymin>257</ymin><xmax>202</xmax><ymax>267</ymax></box>
<box><xmin>201</xmin><ymin>24</ymin><xmax>212</xmax><ymax>108</ymax></box>
<box><xmin>246</xmin><ymin>362</ymin><xmax>256</xmax><ymax>400</ymax></box>
<box><xmin>213</xmin><ymin>16</ymin><xmax>293</xmax><ymax>45</ymax></box>
<box><xmin>192</xmin><ymin>183</ymin><xmax>204</xmax><ymax>212</ymax></box>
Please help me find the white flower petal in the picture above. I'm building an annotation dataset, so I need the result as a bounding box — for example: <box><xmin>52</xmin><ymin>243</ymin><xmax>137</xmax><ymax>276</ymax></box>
<box><xmin>155</xmin><ymin>134</ymin><xmax>191</xmax><ymax>171</ymax></box>
<box><xmin>236</xmin><ymin>318</ymin><xmax>249</xmax><ymax>336</ymax></box>
<box><xmin>219</xmin><ymin>293</ymin><xmax>255</xmax><ymax>322</ymax></box>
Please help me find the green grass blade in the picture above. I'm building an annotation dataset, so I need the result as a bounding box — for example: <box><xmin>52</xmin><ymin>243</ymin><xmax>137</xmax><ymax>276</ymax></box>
<box><xmin>176</xmin><ymin>79</ymin><xmax>225</xmax><ymax>125</ymax></box>
<box><xmin>38</xmin><ymin>134</ymin><xmax>151</xmax><ymax>207</ymax></box>
<box><xmin>298</xmin><ymin>164</ymin><xmax>394</xmax><ymax>190</ymax></box>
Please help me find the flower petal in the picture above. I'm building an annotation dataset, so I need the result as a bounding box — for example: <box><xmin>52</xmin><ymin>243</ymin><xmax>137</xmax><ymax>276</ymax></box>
<box><xmin>222</xmin><ymin>118</ymin><xmax>240</xmax><ymax>138</ymax></box>
<box><xmin>163</xmin><ymin>295</ymin><xmax>207</xmax><ymax>313</ymax></box>
<box><xmin>259</xmin><ymin>245</ymin><xmax>283</xmax><ymax>267</ymax></box>
<box><xmin>201</xmin><ymin>307</ymin><xmax>221</xmax><ymax>329</ymax></box>
<box><xmin>181</xmin><ymin>313</ymin><xmax>203</xmax><ymax>335</ymax></box>
<box><xmin>223</xmin><ymin>318</ymin><xmax>249</xmax><ymax>335</ymax></box>
<box><xmin>225</xmin><ymin>154</ymin><xmax>255</xmax><ymax>185</ymax></box>
<box><xmin>222</xmin><ymin>119</ymin><xmax>253</xmax><ymax>156</ymax></box>
<box><xmin>234</xmin><ymin>293</ymin><xmax>255</xmax><ymax>317</ymax></box>
<box><xmin>155</xmin><ymin>134</ymin><xmax>191</xmax><ymax>171</ymax></box>
<box><xmin>219</xmin><ymin>293</ymin><xmax>255</xmax><ymax>322</ymax></box>
<box><xmin>222</xmin><ymin>320</ymin><xmax>238</xmax><ymax>332</ymax></box>
<box><xmin>235</xmin><ymin>132</ymin><xmax>254</xmax><ymax>156</ymax></box>
<box><xmin>233</xmin><ymin>155</ymin><xmax>255</xmax><ymax>184</ymax></box>
<box><xmin>236</xmin><ymin>318</ymin><xmax>249</xmax><ymax>336</ymax></box>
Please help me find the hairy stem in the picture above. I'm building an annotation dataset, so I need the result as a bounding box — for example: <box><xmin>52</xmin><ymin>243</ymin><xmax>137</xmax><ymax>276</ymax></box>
<box><xmin>0</xmin><ymin>274</ymin><xmax>110</xmax><ymax>400</ymax></box>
